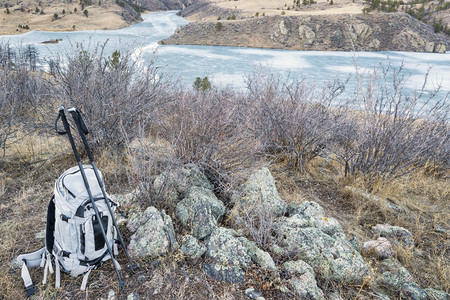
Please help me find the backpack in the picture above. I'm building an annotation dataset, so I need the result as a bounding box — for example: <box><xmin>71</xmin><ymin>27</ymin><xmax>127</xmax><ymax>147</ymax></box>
<box><xmin>16</xmin><ymin>165</ymin><xmax>120</xmax><ymax>295</ymax></box>
<box><xmin>16</xmin><ymin>106</ymin><xmax>133</xmax><ymax>296</ymax></box>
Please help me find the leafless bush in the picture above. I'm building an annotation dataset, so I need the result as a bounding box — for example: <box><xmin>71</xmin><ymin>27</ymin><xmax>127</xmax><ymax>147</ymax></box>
<box><xmin>236</xmin><ymin>198</ymin><xmax>277</xmax><ymax>250</ymax></box>
<box><xmin>47</xmin><ymin>43</ymin><xmax>177</xmax><ymax>152</ymax></box>
<box><xmin>156</xmin><ymin>87</ymin><xmax>263</xmax><ymax>195</ymax></box>
<box><xmin>326</xmin><ymin>62</ymin><xmax>450</xmax><ymax>182</ymax></box>
<box><xmin>0</xmin><ymin>42</ymin><xmax>46</xmax><ymax>158</ymax></box>
<box><xmin>244</xmin><ymin>68</ymin><xmax>348</xmax><ymax>171</ymax></box>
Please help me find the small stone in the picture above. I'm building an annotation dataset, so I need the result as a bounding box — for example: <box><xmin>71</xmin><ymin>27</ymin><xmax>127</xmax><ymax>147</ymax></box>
<box><xmin>137</xmin><ymin>275</ymin><xmax>146</xmax><ymax>282</ymax></box>
<box><xmin>375</xmin><ymin>259</ymin><xmax>414</xmax><ymax>292</ymax></box>
<box><xmin>282</xmin><ymin>260</ymin><xmax>324</xmax><ymax>300</ymax></box>
<box><xmin>372</xmin><ymin>224</ymin><xmax>414</xmax><ymax>248</ymax></box>
<box><xmin>245</xmin><ymin>287</ymin><xmax>265</xmax><ymax>299</ymax></box>
<box><xmin>127</xmin><ymin>292</ymin><xmax>140</xmax><ymax>300</ymax></box>
<box><xmin>127</xmin><ymin>206</ymin><xmax>171</xmax><ymax>257</ymax></box>
<box><xmin>362</xmin><ymin>237</ymin><xmax>394</xmax><ymax>259</ymax></box>
<box><xmin>34</xmin><ymin>229</ymin><xmax>46</xmax><ymax>240</ymax></box>
<box><xmin>107</xmin><ymin>289</ymin><xmax>116</xmax><ymax>300</ymax></box>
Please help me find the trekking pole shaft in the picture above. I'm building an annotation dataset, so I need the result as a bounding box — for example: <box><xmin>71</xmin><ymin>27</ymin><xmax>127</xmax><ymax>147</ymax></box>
<box><xmin>57</xmin><ymin>108</ymin><xmax>125</xmax><ymax>288</ymax></box>
<box><xmin>68</xmin><ymin>108</ymin><xmax>135</xmax><ymax>269</ymax></box>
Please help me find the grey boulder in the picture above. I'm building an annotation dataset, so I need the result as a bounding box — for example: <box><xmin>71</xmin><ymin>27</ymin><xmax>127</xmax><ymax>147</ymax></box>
<box><xmin>203</xmin><ymin>227</ymin><xmax>252</xmax><ymax>284</ymax></box>
<box><xmin>127</xmin><ymin>206</ymin><xmax>176</xmax><ymax>257</ymax></box>
<box><xmin>273</xmin><ymin>201</ymin><xmax>369</xmax><ymax>284</ymax></box>
<box><xmin>176</xmin><ymin>186</ymin><xmax>225</xmax><ymax>239</ymax></box>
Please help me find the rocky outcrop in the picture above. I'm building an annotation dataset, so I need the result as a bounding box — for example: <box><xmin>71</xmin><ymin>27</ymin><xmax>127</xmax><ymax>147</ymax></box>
<box><xmin>203</xmin><ymin>227</ymin><xmax>252</xmax><ymax>284</ymax></box>
<box><xmin>131</xmin><ymin>0</ymin><xmax>199</xmax><ymax>11</ymax></box>
<box><xmin>127</xmin><ymin>206</ymin><xmax>177</xmax><ymax>257</ymax></box>
<box><xmin>272</xmin><ymin>201</ymin><xmax>370</xmax><ymax>284</ymax></box>
<box><xmin>282</xmin><ymin>260</ymin><xmax>325</xmax><ymax>300</ymax></box>
<box><xmin>119</xmin><ymin>164</ymin><xmax>448</xmax><ymax>299</ymax></box>
<box><xmin>233</xmin><ymin>167</ymin><xmax>287</xmax><ymax>219</ymax></box>
<box><xmin>176</xmin><ymin>186</ymin><xmax>225</xmax><ymax>239</ymax></box>
<box><xmin>162</xmin><ymin>13</ymin><xmax>449</xmax><ymax>53</ymax></box>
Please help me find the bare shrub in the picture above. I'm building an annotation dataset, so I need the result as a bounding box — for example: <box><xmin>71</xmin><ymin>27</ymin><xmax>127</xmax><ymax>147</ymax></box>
<box><xmin>47</xmin><ymin>43</ymin><xmax>177</xmax><ymax>152</ymax></box>
<box><xmin>327</xmin><ymin>62</ymin><xmax>450</xmax><ymax>182</ymax></box>
<box><xmin>0</xmin><ymin>43</ymin><xmax>46</xmax><ymax>158</ymax></box>
<box><xmin>244</xmin><ymin>68</ymin><xmax>348</xmax><ymax>171</ymax></box>
<box><xmin>234</xmin><ymin>197</ymin><xmax>277</xmax><ymax>250</ymax></box>
<box><xmin>157</xmin><ymin>87</ymin><xmax>263</xmax><ymax>195</ymax></box>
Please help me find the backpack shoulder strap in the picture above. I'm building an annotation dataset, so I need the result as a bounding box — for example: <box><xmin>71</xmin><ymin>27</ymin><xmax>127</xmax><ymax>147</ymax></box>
<box><xmin>46</xmin><ymin>195</ymin><xmax>56</xmax><ymax>253</ymax></box>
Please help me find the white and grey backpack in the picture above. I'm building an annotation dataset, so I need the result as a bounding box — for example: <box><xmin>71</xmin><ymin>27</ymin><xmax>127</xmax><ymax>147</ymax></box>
<box><xmin>17</xmin><ymin>107</ymin><xmax>133</xmax><ymax>296</ymax></box>
<box><xmin>17</xmin><ymin>165</ymin><xmax>119</xmax><ymax>295</ymax></box>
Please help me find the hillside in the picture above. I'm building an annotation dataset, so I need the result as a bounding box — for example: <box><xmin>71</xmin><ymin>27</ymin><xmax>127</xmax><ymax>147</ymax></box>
<box><xmin>0</xmin><ymin>0</ymin><xmax>143</xmax><ymax>34</ymax></box>
<box><xmin>162</xmin><ymin>0</ymin><xmax>450</xmax><ymax>52</ymax></box>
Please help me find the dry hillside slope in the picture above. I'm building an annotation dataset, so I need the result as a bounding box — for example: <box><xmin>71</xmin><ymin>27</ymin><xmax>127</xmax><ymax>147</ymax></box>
<box><xmin>163</xmin><ymin>0</ymin><xmax>450</xmax><ymax>52</ymax></box>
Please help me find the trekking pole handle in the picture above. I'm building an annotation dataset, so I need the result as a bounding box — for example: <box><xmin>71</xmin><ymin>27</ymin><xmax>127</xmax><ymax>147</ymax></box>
<box><xmin>57</xmin><ymin>107</ymin><xmax>82</xmax><ymax>163</ymax></box>
<box><xmin>67</xmin><ymin>107</ymin><xmax>89</xmax><ymax>135</ymax></box>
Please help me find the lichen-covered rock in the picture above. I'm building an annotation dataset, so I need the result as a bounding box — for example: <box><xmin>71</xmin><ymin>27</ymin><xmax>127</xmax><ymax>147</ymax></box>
<box><xmin>287</xmin><ymin>201</ymin><xmax>345</xmax><ymax>238</ymax></box>
<box><xmin>180</xmin><ymin>234</ymin><xmax>206</xmax><ymax>260</ymax></box>
<box><xmin>111</xmin><ymin>192</ymin><xmax>137</xmax><ymax>208</ymax></box>
<box><xmin>205</xmin><ymin>227</ymin><xmax>251</xmax><ymax>269</ymax></box>
<box><xmin>400</xmin><ymin>282</ymin><xmax>429</xmax><ymax>300</ymax></box>
<box><xmin>153</xmin><ymin>164</ymin><xmax>213</xmax><ymax>204</ymax></box>
<box><xmin>202</xmin><ymin>263</ymin><xmax>246</xmax><ymax>284</ymax></box>
<box><xmin>372</xmin><ymin>224</ymin><xmax>414</xmax><ymax>248</ymax></box>
<box><xmin>203</xmin><ymin>227</ymin><xmax>252</xmax><ymax>284</ymax></box>
<box><xmin>127</xmin><ymin>205</ymin><xmax>163</xmax><ymax>233</ymax></box>
<box><xmin>282</xmin><ymin>260</ymin><xmax>314</xmax><ymax>276</ymax></box>
<box><xmin>374</xmin><ymin>258</ymin><xmax>415</xmax><ymax>292</ymax></box>
<box><xmin>282</xmin><ymin>260</ymin><xmax>324</xmax><ymax>300</ymax></box>
<box><xmin>235</xmin><ymin>167</ymin><xmax>287</xmax><ymax>218</ymax></box>
<box><xmin>238</xmin><ymin>237</ymin><xmax>277</xmax><ymax>271</ymax></box>
<box><xmin>274</xmin><ymin>202</ymin><xmax>369</xmax><ymax>284</ymax></box>
<box><xmin>161</xmin><ymin>210</ymin><xmax>179</xmax><ymax>251</ymax></box>
<box><xmin>127</xmin><ymin>206</ymin><xmax>172</xmax><ymax>257</ymax></box>
<box><xmin>425</xmin><ymin>288</ymin><xmax>450</xmax><ymax>300</ymax></box>
<box><xmin>362</xmin><ymin>237</ymin><xmax>394</xmax><ymax>259</ymax></box>
<box><xmin>176</xmin><ymin>186</ymin><xmax>225</xmax><ymax>239</ymax></box>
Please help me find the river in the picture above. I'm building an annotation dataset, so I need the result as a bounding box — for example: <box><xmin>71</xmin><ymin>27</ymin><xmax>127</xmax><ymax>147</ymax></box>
<box><xmin>1</xmin><ymin>11</ymin><xmax>450</xmax><ymax>95</ymax></box>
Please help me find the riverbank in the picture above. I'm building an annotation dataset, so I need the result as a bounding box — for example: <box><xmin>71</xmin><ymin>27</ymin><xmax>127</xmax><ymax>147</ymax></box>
<box><xmin>162</xmin><ymin>0</ymin><xmax>450</xmax><ymax>53</ymax></box>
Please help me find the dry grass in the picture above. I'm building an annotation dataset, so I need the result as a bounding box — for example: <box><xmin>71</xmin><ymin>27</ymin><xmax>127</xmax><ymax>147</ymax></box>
<box><xmin>1</xmin><ymin>125</ymin><xmax>449</xmax><ymax>299</ymax></box>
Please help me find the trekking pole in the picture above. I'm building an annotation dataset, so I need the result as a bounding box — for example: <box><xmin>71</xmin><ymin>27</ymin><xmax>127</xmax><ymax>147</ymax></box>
<box><xmin>56</xmin><ymin>106</ymin><xmax>126</xmax><ymax>291</ymax></box>
<box><xmin>67</xmin><ymin>106</ymin><xmax>136</xmax><ymax>270</ymax></box>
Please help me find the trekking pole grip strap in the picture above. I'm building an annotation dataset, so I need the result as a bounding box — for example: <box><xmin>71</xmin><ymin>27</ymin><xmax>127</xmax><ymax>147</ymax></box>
<box><xmin>55</xmin><ymin>106</ymin><xmax>67</xmax><ymax>135</ymax></box>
